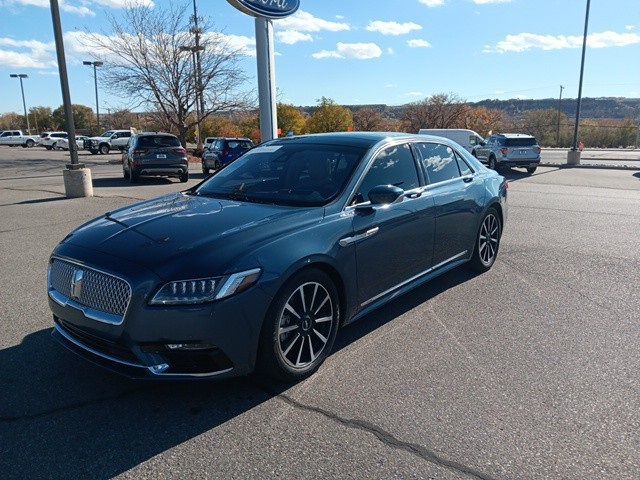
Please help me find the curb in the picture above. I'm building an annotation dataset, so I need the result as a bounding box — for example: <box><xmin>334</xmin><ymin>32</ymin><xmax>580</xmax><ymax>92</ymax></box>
<box><xmin>539</xmin><ymin>162</ymin><xmax>640</xmax><ymax>171</ymax></box>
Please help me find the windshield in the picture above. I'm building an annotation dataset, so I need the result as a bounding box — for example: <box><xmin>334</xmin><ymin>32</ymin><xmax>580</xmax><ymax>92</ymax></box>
<box><xmin>100</xmin><ymin>131</ymin><xmax>114</xmax><ymax>138</ymax></box>
<box><xmin>195</xmin><ymin>142</ymin><xmax>367</xmax><ymax>207</ymax></box>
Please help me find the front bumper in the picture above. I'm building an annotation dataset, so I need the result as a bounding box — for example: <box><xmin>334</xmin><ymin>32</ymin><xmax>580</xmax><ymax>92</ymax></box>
<box><xmin>48</xmin><ymin>247</ymin><xmax>272</xmax><ymax>380</ymax></box>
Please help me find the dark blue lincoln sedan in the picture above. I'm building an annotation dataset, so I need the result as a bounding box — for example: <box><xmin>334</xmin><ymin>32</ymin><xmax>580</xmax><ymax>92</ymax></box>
<box><xmin>48</xmin><ymin>133</ymin><xmax>507</xmax><ymax>381</ymax></box>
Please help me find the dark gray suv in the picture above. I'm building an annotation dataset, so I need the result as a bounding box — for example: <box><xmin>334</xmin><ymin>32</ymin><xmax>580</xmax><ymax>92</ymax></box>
<box><xmin>473</xmin><ymin>134</ymin><xmax>541</xmax><ymax>174</ymax></box>
<box><xmin>122</xmin><ymin>133</ymin><xmax>189</xmax><ymax>183</ymax></box>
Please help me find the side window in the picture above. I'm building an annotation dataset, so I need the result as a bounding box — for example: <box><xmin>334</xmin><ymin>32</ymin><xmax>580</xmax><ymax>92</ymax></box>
<box><xmin>354</xmin><ymin>143</ymin><xmax>419</xmax><ymax>204</ymax></box>
<box><xmin>416</xmin><ymin>143</ymin><xmax>461</xmax><ymax>184</ymax></box>
<box><xmin>455</xmin><ymin>152</ymin><xmax>472</xmax><ymax>176</ymax></box>
<box><xmin>122</xmin><ymin>132</ymin><xmax>131</xmax><ymax>138</ymax></box>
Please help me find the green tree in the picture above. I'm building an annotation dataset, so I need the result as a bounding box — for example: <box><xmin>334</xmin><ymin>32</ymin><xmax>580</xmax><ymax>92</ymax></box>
<box><xmin>277</xmin><ymin>103</ymin><xmax>306</xmax><ymax>135</ymax></box>
<box><xmin>353</xmin><ymin>107</ymin><xmax>386</xmax><ymax>132</ymax></box>
<box><xmin>28</xmin><ymin>106</ymin><xmax>54</xmax><ymax>133</ymax></box>
<box><xmin>0</xmin><ymin>112</ymin><xmax>24</xmax><ymax>130</ymax></box>
<box><xmin>52</xmin><ymin>104</ymin><xmax>96</xmax><ymax>132</ymax></box>
<box><xmin>306</xmin><ymin>97</ymin><xmax>353</xmax><ymax>134</ymax></box>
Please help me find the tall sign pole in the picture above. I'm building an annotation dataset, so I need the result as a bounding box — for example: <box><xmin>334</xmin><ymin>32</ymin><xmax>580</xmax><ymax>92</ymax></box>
<box><xmin>255</xmin><ymin>17</ymin><xmax>278</xmax><ymax>141</ymax></box>
<box><xmin>227</xmin><ymin>0</ymin><xmax>300</xmax><ymax>142</ymax></box>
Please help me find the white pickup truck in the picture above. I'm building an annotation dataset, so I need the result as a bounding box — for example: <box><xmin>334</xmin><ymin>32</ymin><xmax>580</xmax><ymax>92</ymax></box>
<box><xmin>83</xmin><ymin>130</ymin><xmax>133</xmax><ymax>155</ymax></box>
<box><xmin>0</xmin><ymin>130</ymin><xmax>39</xmax><ymax>148</ymax></box>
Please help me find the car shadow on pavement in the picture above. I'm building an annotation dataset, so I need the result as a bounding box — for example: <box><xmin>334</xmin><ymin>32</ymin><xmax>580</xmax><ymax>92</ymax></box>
<box><xmin>92</xmin><ymin>176</ymin><xmax>177</xmax><ymax>187</ymax></box>
<box><xmin>0</xmin><ymin>266</ymin><xmax>477</xmax><ymax>479</ymax></box>
<box><xmin>501</xmin><ymin>167</ymin><xmax>561</xmax><ymax>183</ymax></box>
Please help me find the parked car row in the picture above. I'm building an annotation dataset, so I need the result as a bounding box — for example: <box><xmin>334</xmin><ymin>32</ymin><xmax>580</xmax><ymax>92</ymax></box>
<box><xmin>0</xmin><ymin>129</ymin><xmax>134</xmax><ymax>154</ymax></box>
<box><xmin>0</xmin><ymin>130</ymin><xmax>39</xmax><ymax>147</ymax></box>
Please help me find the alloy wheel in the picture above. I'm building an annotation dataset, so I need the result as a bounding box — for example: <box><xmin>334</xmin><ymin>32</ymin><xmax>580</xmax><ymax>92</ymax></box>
<box><xmin>277</xmin><ymin>282</ymin><xmax>334</xmax><ymax>369</ymax></box>
<box><xmin>478</xmin><ymin>213</ymin><xmax>500</xmax><ymax>266</ymax></box>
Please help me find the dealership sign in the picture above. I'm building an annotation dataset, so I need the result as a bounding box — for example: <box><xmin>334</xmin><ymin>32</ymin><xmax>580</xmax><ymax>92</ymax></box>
<box><xmin>227</xmin><ymin>0</ymin><xmax>300</xmax><ymax>19</ymax></box>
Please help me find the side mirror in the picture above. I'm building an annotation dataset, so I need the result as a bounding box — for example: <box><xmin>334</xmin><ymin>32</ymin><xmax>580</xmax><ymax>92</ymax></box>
<box><xmin>480</xmin><ymin>141</ymin><xmax>486</xmax><ymax>146</ymax></box>
<box><xmin>368</xmin><ymin>184</ymin><xmax>404</xmax><ymax>206</ymax></box>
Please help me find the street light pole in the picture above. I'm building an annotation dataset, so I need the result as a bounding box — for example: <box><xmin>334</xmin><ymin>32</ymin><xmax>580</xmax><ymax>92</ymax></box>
<box><xmin>83</xmin><ymin>61</ymin><xmax>103</xmax><ymax>131</ymax></box>
<box><xmin>568</xmin><ymin>0</ymin><xmax>591</xmax><ymax>165</ymax></box>
<box><xmin>50</xmin><ymin>0</ymin><xmax>93</xmax><ymax>197</ymax></box>
<box><xmin>10</xmin><ymin>74</ymin><xmax>30</xmax><ymax>133</ymax></box>
<box><xmin>180</xmin><ymin>45</ymin><xmax>204</xmax><ymax>149</ymax></box>
<box><xmin>557</xmin><ymin>85</ymin><xmax>564</xmax><ymax>147</ymax></box>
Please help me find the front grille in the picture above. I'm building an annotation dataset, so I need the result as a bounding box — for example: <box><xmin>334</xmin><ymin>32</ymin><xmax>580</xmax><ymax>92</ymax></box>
<box><xmin>49</xmin><ymin>258</ymin><xmax>131</xmax><ymax>317</ymax></box>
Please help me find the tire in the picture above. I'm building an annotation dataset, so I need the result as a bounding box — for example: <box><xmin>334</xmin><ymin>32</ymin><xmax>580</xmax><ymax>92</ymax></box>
<box><xmin>202</xmin><ymin>167</ymin><xmax>210</xmax><ymax>175</ymax></box>
<box><xmin>52</xmin><ymin>142</ymin><xmax>58</xmax><ymax>150</ymax></box>
<box><xmin>45</xmin><ymin>146</ymin><xmax>52</xmax><ymax>151</ymax></box>
<box><xmin>488</xmin><ymin>155</ymin><xmax>497</xmax><ymax>170</ymax></box>
<box><xmin>99</xmin><ymin>144</ymin><xmax>110</xmax><ymax>155</ymax></box>
<box><xmin>89</xmin><ymin>149</ymin><xmax>98</xmax><ymax>155</ymax></box>
<box><xmin>526</xmin><ymin>167</ymin><xmax>537</xmax><ymax>174</ymax></box>
<box><xmin>21</xmin><ymin>144</ymin><xmax>27</xmax><ymax>148</ymax></box>
<box><xmin>26</xmin><ymin>139</ymin><xmax>35</xmax><ymax>148</ymax></box>
<box><xmin>129</xmin><ymin>166</ymin><xmax>139</xmax><ymax>183</ymax></box>
<box><xmin>123</xmin><ymin>164</ymin><xmax>129</xmax><ymax>179</ymax></box>
<box><xmin>469</xmin><ymin>207</ymin><xmax>502</xmax><ymax>273</ymax></box>
<box><xmin>256</xmin><ymin>268</ymin><xmax>340</xmax><ymax>382</ymax></box>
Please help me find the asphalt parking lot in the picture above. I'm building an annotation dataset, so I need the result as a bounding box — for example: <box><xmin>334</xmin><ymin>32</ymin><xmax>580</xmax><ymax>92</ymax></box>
<box><xmin>1</xmin><ymin>146</ymin><xmax>639</xmax><ymax>479</ymax></box>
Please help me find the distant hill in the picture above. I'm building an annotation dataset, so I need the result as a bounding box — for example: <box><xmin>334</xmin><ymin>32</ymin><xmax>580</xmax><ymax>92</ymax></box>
<box><xmin>298</xmin><ymin>97</ymin><xmax>640</xmax><ymax>120</ymax></box>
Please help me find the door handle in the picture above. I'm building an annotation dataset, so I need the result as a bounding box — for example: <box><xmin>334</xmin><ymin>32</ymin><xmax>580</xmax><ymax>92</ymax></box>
<box><xmin>339</xmin><ymin>227</ymin><xmax>379</xmax><ymax>247</ymax></box>
<box><xmin>462</xmin><ymin>176</ymin><xmax>473</xmax><ymax>183</ymax></box>
<box><xmin>405</xmin><ymin>191</ymin><xmax>423</xmax><ymax>199</ymax></box>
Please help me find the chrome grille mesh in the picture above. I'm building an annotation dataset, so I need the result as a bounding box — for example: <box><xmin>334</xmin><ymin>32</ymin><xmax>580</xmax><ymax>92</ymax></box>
<box><xmin>49</xmin><ymin>259</ymin><xmax>131</xmax><ymax>316</ymax></box>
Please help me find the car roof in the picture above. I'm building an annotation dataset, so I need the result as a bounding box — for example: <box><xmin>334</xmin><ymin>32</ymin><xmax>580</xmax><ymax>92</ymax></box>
<box><xmin>136</xmin><ymin>132</ymin><xmax>177</xmax><ymax>137</ymax></box>
<box><xmin>495</xmin><ymin>133</ymin><xmax>535</xmax><ymax>139</ymax></box>
<box><xmin>271</xmin><ymin>132</ymin><xmax>428</xmax><ymax>149</ymax></box>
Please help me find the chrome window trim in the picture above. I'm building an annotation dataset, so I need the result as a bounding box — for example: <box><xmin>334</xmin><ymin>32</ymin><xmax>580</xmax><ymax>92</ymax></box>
<box><xmin>343</xmin><ymin>138</ymin><xmax>476</xmax><ymax>210</ymax></box>
<box><xmin>48</xmin><ymin>255</ymin><xmax>133</xmax><ymax>325</ymax></box>
<box><xmin>360</xmin><ymin>250</ymin><xmax>468</xmax><ymax>307</ymax></box>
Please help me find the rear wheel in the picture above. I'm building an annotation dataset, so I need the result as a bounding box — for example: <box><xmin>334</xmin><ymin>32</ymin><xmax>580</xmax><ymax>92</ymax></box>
<box><xmin>526</xmin><ymin>166</ymin><xmax>537</xmax><ymax>174</ymax></box>
<box><xmin>179</xmin><ymin>171</ymin><xmax>189</xmax><ymax>183</ymax></box>
<box><xmin>469</xmin><ymin>207</ymin><xmax>502</xmax><ymax>273</ymax></box>
<box><xmin>202</xmin><ymin>167</ymin><xmax>210</xmax><ymax>175</ymax></box>
<box><xmin>89</xmin><ymin>149</ymin><xmax>98</xmax><ymax>155</ymax></box>
<box><xmin>257</xmin><ymin>269</ymin><xmax>340</xmax><ymax>382</ymax></box>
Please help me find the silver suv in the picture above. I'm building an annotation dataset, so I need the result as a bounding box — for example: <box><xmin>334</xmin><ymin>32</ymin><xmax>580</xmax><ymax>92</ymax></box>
<box><xmin>473</xmin><ymin>134</ymin><xmax>541</xmax><ymax>174</ymax></box>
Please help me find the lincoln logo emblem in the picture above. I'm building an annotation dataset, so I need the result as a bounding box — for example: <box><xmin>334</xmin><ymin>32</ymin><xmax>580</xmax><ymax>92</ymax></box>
<box><xmin>70</xmin><ymin>269</ymin><xmax>84</xmax><ymax>299</ymax></box>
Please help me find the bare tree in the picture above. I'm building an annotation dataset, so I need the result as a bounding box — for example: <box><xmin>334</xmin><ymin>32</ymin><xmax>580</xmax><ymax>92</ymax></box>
<box><xmin>83</xmin><ymin>4</ymin><xmax>250</xmax><ymax>144</ymax></box>
<box><xmin>402</xmin><ymin>93</ymin><xmax>469</xmax><ymax>133</ymax></box>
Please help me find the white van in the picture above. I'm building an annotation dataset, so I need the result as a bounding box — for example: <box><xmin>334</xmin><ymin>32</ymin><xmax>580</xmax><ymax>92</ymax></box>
<box><xmin>418</xmin><ymin>129</ymin><xmax>485</xmax><ymax>153</ymax></box>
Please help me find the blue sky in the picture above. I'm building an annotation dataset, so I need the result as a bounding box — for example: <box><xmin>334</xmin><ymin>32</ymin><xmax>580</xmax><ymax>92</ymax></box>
<box><xmin>0</xmin><ymin>0</ymin><xmax>639</xmax><ymax>114</ymax></box>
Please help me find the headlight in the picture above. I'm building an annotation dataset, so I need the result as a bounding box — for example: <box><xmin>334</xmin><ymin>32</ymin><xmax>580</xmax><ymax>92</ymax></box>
<box><xmin>149</xmin><ymin>268</ymin><xmax>261</xmax><ymax>305</ymax></box>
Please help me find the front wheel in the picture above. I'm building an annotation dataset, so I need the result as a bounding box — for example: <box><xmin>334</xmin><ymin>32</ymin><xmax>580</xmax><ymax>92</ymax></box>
<box><xmin>45</xmin><ymin>146</ymin><xmax>52</xmax><ymax>151</ymax></box>
<box><xmin>89</xmin><ymin>149</ymin><xmax>98</xmax><ymax>155</ymax></box>
<box><xmin>469</xmin><ymin>207</ymin><xmax>502</xmax><ymax>273</ymax></box>
<box><xmin>526</xmin><ymin>166</ymin><xmax>537</xmax><ymax>174</ymax></box>
<box><xmin>99</xmin><ymin>144</ymin><xmax>110</xmax><ymax>155</ymax></box>
<box><xmin>26</xmin><ymin>139</ymin><xmax>35</xmax><ymax>148</ymax></box>
<box><xmin>488</xmin><ymin>156</ymin><xmax>497</xmax><ymax>170</ymax></box>
<box><xmin>257</xmin><ymin>269</ymin><xmax>340</xmax><ymax>382</ymax></box>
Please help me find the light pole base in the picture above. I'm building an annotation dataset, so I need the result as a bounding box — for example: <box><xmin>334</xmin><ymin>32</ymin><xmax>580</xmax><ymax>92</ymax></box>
<box><xmin>567</xmin><ymin>150</ymin><xmax>581</xmax><ymax>166</ymax></box>
<box><xmin>63</xmin><ymin>167</ymin><xmax>93</xmax><ymax>198</ymax></box>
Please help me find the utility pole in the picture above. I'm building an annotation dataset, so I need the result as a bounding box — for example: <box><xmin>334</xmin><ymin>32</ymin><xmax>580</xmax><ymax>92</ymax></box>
<box><xmin>556</xmin><ymin>85</ymin><xmax>564</xmax><ymax>147</ymax></box>
<box><xmin>50</xmin><ymin>0</ymin><xmax>93</xmax><ymax>197</ymax></box>
<box><xmin>9</xmin><ymin>74</ymin><xmax>30</xmax><ymax>133</ymax></box>
<box><xmin>191</xmin><ymin>0</ymin><xmax>205</xmax><ymax>149</ymax></box>
<box><xmin>83</xmin><ymin>61</ymin><xmax>103</xmax><ymax>132</ymax></box>
<box><xmin>180</xmin><ymin>45</ymin><xmax>204</xmax><ymax>148</ymax></box>
<box><xmin>568</xmin><ymin>0</ymin><xmax>591</xmax><ymax>165</ymax></box>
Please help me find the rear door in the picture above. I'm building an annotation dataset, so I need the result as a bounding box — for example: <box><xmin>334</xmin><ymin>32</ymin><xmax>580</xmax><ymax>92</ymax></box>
<box><xmin>415</xmin><ymin>142</ymin><xmax>484</xmax><ymax>266</ymax></box>
<box><xmin>350</xmin><ymin>143</ymin><xmax>436</xmax><ymax>305</ymax></box>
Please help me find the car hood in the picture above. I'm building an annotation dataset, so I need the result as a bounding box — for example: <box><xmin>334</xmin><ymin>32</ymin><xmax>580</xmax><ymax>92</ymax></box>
<box><xmin>62</xmin><ymin>193</ymin><xmax>323</xmax><ymax>279</ymax></box>
<box><xmin>86</xmin><ymin>136</ymin><xmax>109</xmax><ymax>142</ymax></box>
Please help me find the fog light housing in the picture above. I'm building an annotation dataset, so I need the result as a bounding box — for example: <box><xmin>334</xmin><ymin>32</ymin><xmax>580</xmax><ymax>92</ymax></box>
<box><xmin>166</xmin><ymin>343</ymin><xmax>216</xmax><ymax>351</ymax></box>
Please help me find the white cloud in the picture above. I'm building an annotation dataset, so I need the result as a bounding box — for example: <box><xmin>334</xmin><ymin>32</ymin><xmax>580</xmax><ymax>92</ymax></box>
<box><xmin>418</xmin><ymin>0</ymin><xmax>445</xmax><ymax>6</ymax></box>
<box><xmin>276</xmin><ymin>30</ymin><xmax>313</xmax><ymax>45</ymax></box>
<box><xmin>626</xmin><ymin>25</ymin><xmax>636</xmax><ymax>31</ymax></box>
<box><xmin>408</xmin><ymin>38</ymin><xmax>432</xmax><ymax>48</ymax></box>
<box><xmin>473</xmin><ymin>0</ymin><xmax>511</xmax><ymax>4</ymax></box>
<box><xmin>275</xmin><ymin>10</ymin><xmax>350</xmax><ymax>33</ymax></box>
<box><xmin>387</xmin><ymin>47</ymin><xmax>395</xmax><ymax>55</ymax></box>
<box><xmin>385</xmin><ymin>83</ymin><xmax>397</xmax><ymax>88</ymax></box>
<box><xmin>207</xmin><ymin>33</ymin><xmax>256</xmax><ymax>57</ymax></box>
<box><xmin>61</xmin><ymin>3</ymin><xmax>95</xmax><ymax>16</ymax></box>
<box><xmin>5</xmin><ymin>0</ymin><xmax>152</xmax><ymax>15</ymax></box>
<box><xmin>486</xmin><ymin>30</ymin><xmax>640</xmax><ymax>53</ymax></box>
<box><xmin>405</xmin><ymin>91</ymin><xmax>424</xmax><ymax>97</ymax></box>
<box><xmin>312</xmin><ymin>42</ymin><xmax>382</xmax><ymax>60</ymax></box>
<box><xmin>367</xmin><ymin>20</ymin><xmax>422</xmax><ymax>36</ymax></box>
<box><xmin>0</xmin><ymin>37</ymin><xmax>56</xmax><ymax>69</ymax></box>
